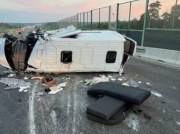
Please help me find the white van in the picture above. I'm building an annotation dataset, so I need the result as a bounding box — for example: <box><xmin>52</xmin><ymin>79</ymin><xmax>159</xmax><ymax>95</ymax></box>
<box><xmin>0</xmin><ymin>26</ymin><xmax>136</xmax><ymax>73</ymax></box>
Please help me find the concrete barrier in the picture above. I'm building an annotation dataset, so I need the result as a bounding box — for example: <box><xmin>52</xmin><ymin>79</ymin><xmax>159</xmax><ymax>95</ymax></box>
<box><xmin>136</xmin><ymin>46</ymin><xmax>180</xmax><ymax>66</ymax></box>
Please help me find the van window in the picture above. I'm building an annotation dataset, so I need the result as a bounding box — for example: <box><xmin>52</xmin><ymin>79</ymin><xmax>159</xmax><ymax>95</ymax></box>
<box><xmin>106</xmin><ymin>51</ymin><xmax>117</xmax><ymax>63</ymax></box>
<box><xmin>61</xmin><ymin>51</ymin><xmax>72</xmax><ymax>63</ymax></box>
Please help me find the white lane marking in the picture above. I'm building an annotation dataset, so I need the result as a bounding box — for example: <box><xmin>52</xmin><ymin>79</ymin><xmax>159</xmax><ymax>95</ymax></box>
<box><xmin>29</xmin><ymin>82</ymin><xmax>38</xmax><ymax>134</ymax></box>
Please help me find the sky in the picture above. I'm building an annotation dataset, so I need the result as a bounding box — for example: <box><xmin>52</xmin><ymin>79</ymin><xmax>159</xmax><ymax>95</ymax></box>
<box><xmin>0</xmin><ymin>0</ymin><xmax>178</xmax><ymax>23</ymax></box>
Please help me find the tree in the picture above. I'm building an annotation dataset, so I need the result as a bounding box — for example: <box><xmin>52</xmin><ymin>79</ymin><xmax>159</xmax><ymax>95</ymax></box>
<box><xmin>171</xmin><ymin>5</ymin><xmax>180</xmax><ymax>28</ymax></box>
<box><xmin>148</xmin><ymin>1</ymin><xmax>161</xmax><ymax>27</ymax></box>
<box><xmin>161</xmin><ymin>12</ymin><xmax>171</xmax><ymax>28</ymax></box>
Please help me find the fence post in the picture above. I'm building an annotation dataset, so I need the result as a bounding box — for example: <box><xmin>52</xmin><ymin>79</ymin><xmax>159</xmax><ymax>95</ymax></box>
<box><xmin>116</xmin><ymin>3</ymin><xmax>119</xmax><ymax>31</ymax></box>
<box><xmin>128</xmin><ymin>2</ymin><xmax>132</xmax><ymax>30</ymax></box>
<box><xmin>91</xmin><ymin>10</ymin><xmax>93</xmax><ymax>30</ymax></box>
<box><xmin>172</xmin><ymin>0</ymin><xmax>178</xmax><ymax>29</ymax></box>
<box><xmin>108</xmin><ymin>6</ymin><xmax>111</xmax><ymax>29</ymax></box>
<box><xmin>76</xmin><ymin>13</ymin><xmax>79</xmax><ymax>29</ymax></box>
<box><xmin>141</xmin><ymin>0</ymin><xmax>149</xmax><ymax>46</ymax></box>
<box><xmin>99</xmin><ymin>8</ymin><xmax>101</xmax><ymax>29</ymax></box>
<box><xmin>86</xmin><ymin>12</ymin><xmax>89</xmax><ymax>29</ymax></box>
<box><xmin>83</xmin><ymin>12</ymin><xmax>85</xmax><ymax>28</ymax></box>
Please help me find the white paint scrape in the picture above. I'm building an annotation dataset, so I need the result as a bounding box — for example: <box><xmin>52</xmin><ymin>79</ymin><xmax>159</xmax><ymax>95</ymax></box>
<box><xmin>124</xmin><ymin>114</ymin><xmax>140</xmax><ymax>131</ymax></box>
<box><xmin>151</xmin><ymin>91</ymin><xmax>163</xmax><ymax>98</ymax></box>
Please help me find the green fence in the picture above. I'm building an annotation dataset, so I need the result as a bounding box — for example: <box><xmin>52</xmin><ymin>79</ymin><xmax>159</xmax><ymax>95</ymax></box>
<box><xmin>42</xmin><ymin>0</ymin><xmax>180</xmax><ymax>50</ymax></box>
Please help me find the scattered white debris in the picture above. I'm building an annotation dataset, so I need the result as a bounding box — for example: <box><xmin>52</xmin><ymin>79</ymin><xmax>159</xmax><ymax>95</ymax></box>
<box><xmin>19</xmin><ymin>86</ymin><xmax>30</xmax><ymax>92</ymax></box>
<box><xmin>163</xmin><ymin>109</ymin><xmax>166</xmax><ymax>113</ymax></box>
<box><xmin>119</xmin><ymin>65</ymin><xmax>123</xmax><ymax>76</ymax></box>
<box><xmin>84</xmin><ymin>75</ymin><xmax>109</xmax><ymax>85</ymax></box>
<box><xmin>48</xmin><ymin>82</ymin><xmax>67</xmax><ymax>95</ymax></box>
<box><xmin>146</xmin><ymin>82</ymin><xmax>151</xmax><ymax>85</ymax></box>
<box><xmin>65</xmin><ymin>76</ymin><xmax>71</xmax><ymax>80</ymax></box>
<box><xmin>122</xmin><ymin>77</ymin><xmax>126</xmax><ymax>81</ymax></box>
<box><xmin>124</xmin><ymin>114</ymin><xmax>139</xmax><ymax>131</ymax></box>
<box><xmin>42</xmin><ymin>83</ymin><xmax>48</xmax><ymax>86</ymax></box>
<box><xmin>151</xmin><ymin>91</ymin><xmax>163</xmax><ymax>97</ymax></box>
<box><xmin>176</xmin><ymin>122</ymin><xmax>180</xmax><ymax>125</ymax></box>
<box><xmin>24</xmin><ymin>90</ymin><xmax>28</xmax><ymax>92</ymax></box>
<box><xmin>111</xmin><ymin>78</ymin><xmax>116</xmax><ymax>81</ymax></box>
<box><xmin>118</xmin><ymin>78</ymin><xmax>123</xmax><ymax>81</ymax></box>
<box><xmin>8</xmin><ymin>74</ymin><xmax>15</xmax><ymax>77</ymax></box>
<box><xmin>23</xmin><ymin>77</ymin><xmax>28</xmax><ymax>80</ymax></box>
<box><xmin>0</xmin><ymin>78</ymin><xmax>31</xmax><ymax>90</ymax></box>
<box><xmin>5</xmin><ymin>84</ymin><xmax>18</xmax><ymax>89</ymax></box>
<box><xmin>129</xmin><ymin>80</ymin><xmax>138</xmax><ymax>87</ymax></box>
<box><xmin>122</xmin><ymin>82</ymin><xmax>130</xmax><ymax>86</ymax></box>
<box><xmin>59</xmin><ymin>82</ymin><xmax>67</xmax><ymax>88</ymax></box>
<box><xmin>48</xmin><ymin>88</ymin><xmax>63</xmax><ymax>95</ymax></box>
<box><xmin>108</xmin><ymin>75</ymin><xmax>112</xmax><ymax>78</ymax></box>
<box><xmin>138</xmin><ymin>81</ymin><xmax>142</xmax><ymax>84</ymax></box>
<box><xmin>176</xmin><ymin>110</ymin><xmax>180</xmax><ymax>113</ymax></box>
<box><xmin>37</xmin><ymin>92</ymin><xmax>44</xmax><ymax>96</ymax></box>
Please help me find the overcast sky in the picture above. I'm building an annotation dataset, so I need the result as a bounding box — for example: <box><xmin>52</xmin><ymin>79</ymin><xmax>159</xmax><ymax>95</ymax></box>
<box><xmin>0</xmin><ymin>0</ymin><xmax>177</xmax><ymax>23</ymax></box>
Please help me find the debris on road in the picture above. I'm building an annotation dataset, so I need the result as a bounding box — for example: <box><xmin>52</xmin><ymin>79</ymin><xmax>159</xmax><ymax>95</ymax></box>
<box><xmin>118</xmin><ymin>78</ymin><xmax>123</xmax><ymax>81</ymax></box>
<box><xmin>42</xmin><ymin>75</ymin><xmax>57</xmax><ymax>85</ymax></box>
<box><xmin>7</xmin><ymin>73</ymin><xmax>16</xmax><ymax>77</ymax></box>
<box><xmin>143</xmin><ymin>113</ymin><xmax>151</xmax><ymax>120</ymax></box>
<box><xmin>124</xmin><ymin>114</ymin><xmax>140</xmax><ymax>131</ymax></box>
<box><xmin>31</xmin><ymin>77</ymin><xmax>43</xmax><ymax>80</ymax></box>
<box><xmin>146</xmin><ymin>82</ymin><xmax>151</xmax><ymax>85</ymax></box>
<box><xmin>45</xmin><ymin>88</ymin><xmax>51</xmax><ymax>93</ymax></box>
<box><xmin>84</xmin><ymin>75</ymin><xmax>109</xmax><ymax>85</ymax></box>
<box><xmin>0</xmin><ymin>78</ymin><xmax>31</xmax><ymax>91</ymax></box>
<box><xmin>176</xmin><ymin>122</ymin><xmax>180</xmax><ymax>125</ymax></box>
<box><xmin>5</xmin><ymin>84</ymin><xmax>18</xmax><ymax>89</ymax></box>
<box><xmin>46</xmin><ymin>82</ymin><xmax>67</xmax><ymax>95</ymax></box>
<box><xmin>132</xmin><ymin>109</ymin><xmax>142</xmax><ymax>115</ymax></box>
<box><xmin>23</xmin><ymin>77</ymin><xmax>28</xmax><ymax>80</ymax></box>
<box><xmin>42</xmin><ymin>83</ymin><xmax>48</xmax><ymax>86</ymax></box>
<box><xmin>108</xmin><ymin>75</ymin><xmax>112</xmax><ymax>78</ymax></box>
<box><xmin>65</xmin><ymin>76</ymin><xmax>71</xmax><ymax>80</ymax></box>
<box><xmin>19</xmin><ymin>86</ymin><xmax>30</xmax><ymax>92</ymax></box>
<box><xmin>129</xmin><ymin>79</ymin><xmax>138</xmax><ymax>87</ymax></box>
<box><xmin>110</xmin><ymin>78</ymin><xmax>116</xmax><ymax>81</ymax></box>
<box><xmin>151</xmin><ymin>91</ymin><xmax>163</xmax><ymax>98</ymax></box>
<box><xmin>122</xmin><ymin>82</ymin><xmax>130</xmax><ymax>86</ymax></box>
<box><xmin>36</xmin><ymin>92</ymin><xmax>44</xmax><ymax>96</ymax></box>
<box><xmin>58</xmin><ymin>82</ymin><xmax>67</xmax><ymax>88</ymax></box>
<box><xmin>176</xmin><ymin>110</ymin><xmax>180</xmax><ymax>113</ymax></box>
<box><xmin>138</xmin><ymin>81</ymin><xmax>142</xmax><ymax>84</ymax></box>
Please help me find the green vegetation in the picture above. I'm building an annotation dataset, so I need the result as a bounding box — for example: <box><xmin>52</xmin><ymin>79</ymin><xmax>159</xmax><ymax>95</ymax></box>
<box><xmin>0</xmin><ymin>23</ymin><xmax>22</xmax><ymax>33</ymax></box>
<box><xmin>41</xmin><ymin>22</ymin><xmax>60</xmax><ymax>31</ymax></box>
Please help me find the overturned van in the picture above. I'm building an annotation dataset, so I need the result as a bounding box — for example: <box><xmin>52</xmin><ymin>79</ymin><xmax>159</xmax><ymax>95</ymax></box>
<box><xmin>0</xmin><ymin>26</ymin><xmax>136</xmax><ymax>73</ymax></box>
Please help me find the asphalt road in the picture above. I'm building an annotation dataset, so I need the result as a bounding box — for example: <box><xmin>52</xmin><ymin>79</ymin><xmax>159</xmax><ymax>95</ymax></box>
<box><xmin>0</xmin><ymin>57</ymin><xmax>180</xmax><ymax>134</ymax></box>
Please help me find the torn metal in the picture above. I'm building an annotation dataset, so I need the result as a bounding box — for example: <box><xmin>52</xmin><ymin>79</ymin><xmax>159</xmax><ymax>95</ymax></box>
<box><xmin>0</xmin><ymin>25</ymin><xmax>137</xmax><ymax>73</ymax></box>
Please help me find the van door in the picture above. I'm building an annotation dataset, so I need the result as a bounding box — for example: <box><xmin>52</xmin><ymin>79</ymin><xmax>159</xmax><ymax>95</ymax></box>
<box><xmin>122</xmin><ymin>36</ymin><xmax>137</xmax><ymax>67</ymax></box>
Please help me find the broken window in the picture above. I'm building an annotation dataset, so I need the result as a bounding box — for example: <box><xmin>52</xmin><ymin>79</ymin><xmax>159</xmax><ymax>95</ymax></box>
<box><xmin>61</xmin><ymin>51</ymin><xmax>72</xmax><ymax>63</ymax></box>
<box><xmin>106</xmin><ymin>51</ymin><xmax>117</xmax><ymax>63</ymax></box>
